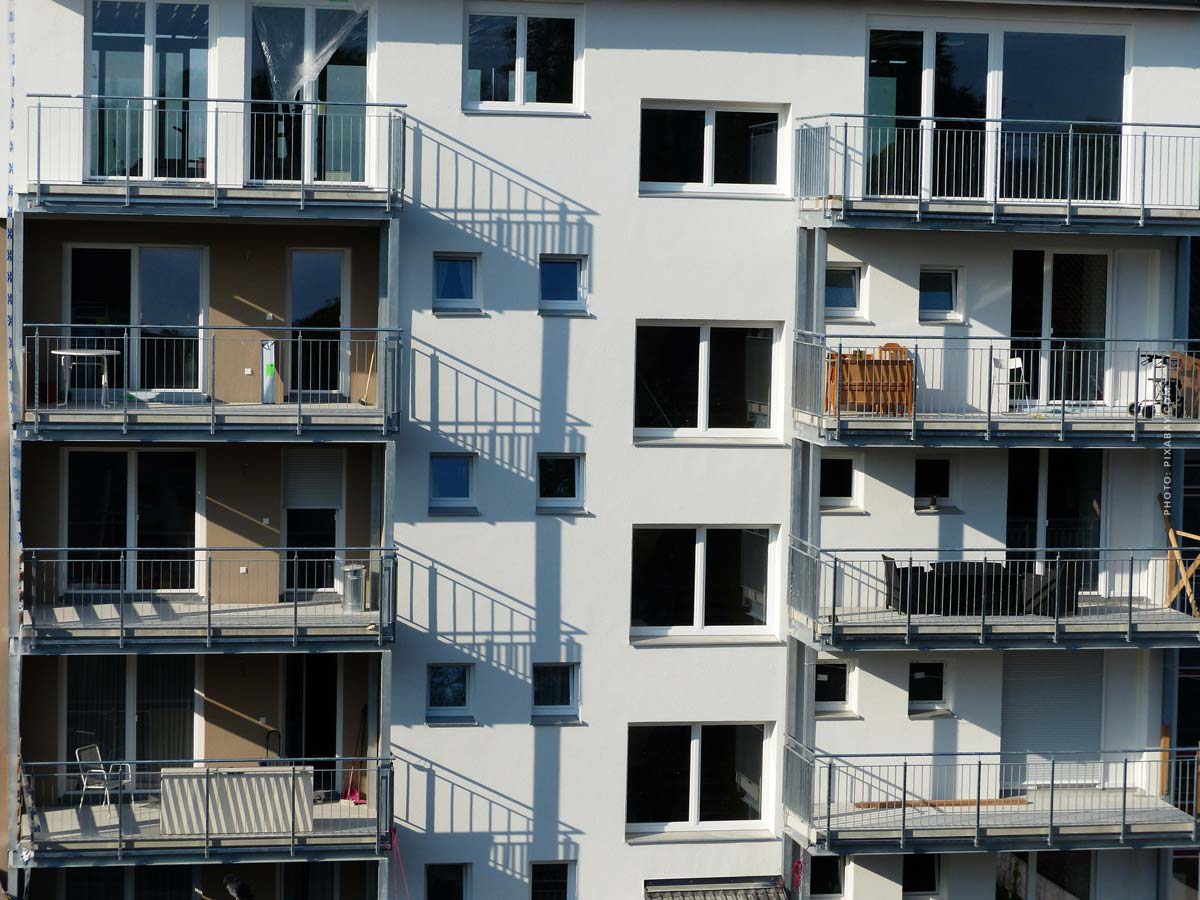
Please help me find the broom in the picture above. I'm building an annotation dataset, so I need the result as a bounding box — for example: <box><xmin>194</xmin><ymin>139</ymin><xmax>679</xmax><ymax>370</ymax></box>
<box><xmin>344</xmin><ymin>704</ymin><xmax>368</xmax><ymax>805</ymax></box>
<box><xmin>358</xmin><ymin>347</ymin><xmax>376</xmax><ymax>405</ymax></box>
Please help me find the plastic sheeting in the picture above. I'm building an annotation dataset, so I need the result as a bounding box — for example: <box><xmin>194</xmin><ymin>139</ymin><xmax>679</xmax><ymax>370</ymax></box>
<box><xmin>252</xmin><ymin>2</ymin><xmax>368</xmax><ymax>103</ymax></box>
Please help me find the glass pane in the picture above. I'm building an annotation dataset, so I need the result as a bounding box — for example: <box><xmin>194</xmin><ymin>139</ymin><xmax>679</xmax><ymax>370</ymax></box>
<box><xmin>285</xmin><ymin>508</ymin><xmax>337</xmax><ymax>592</ymax></box>
<box><xmin>538</xmin><ymin>457</ymin><xmax>577</xmax><ymax>500</ymax></box>
<box><xmin>640</xmin><ymin>109</ymin><xmax>705</xmax><ymax>183</ymax></box>
<box><xmin>531</xmin><ymin>863</ymin><xmax>570</xmax><ymax>900</ymax></box>
<box><xmin>290</xmin><ymin>250</ymin><xmax>343</xmax><ymax>396</ymax></box>
<box><xmin>134</xmin><ymin>865</ymin><xmax>196</xmax><ymax>900</ymax></box>
<box><xmin>714</xmin><ymin>111</ymin><xmax>778</xmax><ymax>185</ymax></box>
<box><xmin>815</xmin><ymin>664</ymin><xmax>848</xmax><ymax>704</ymax></box>
<box><xmin>933</xmin><ymin>33</ymin><xmax>987</xmax><ymax>198</ymax></box>
<box><xmin>429</xmin><ymin>666</ymin><xmax>468</xmax><ymax>708</ymax></box>
<box><xmin>427</xmin><ymin>865</ymin><xmax>466</xmax><ymax>900</ymax></box>
<box><xmin>634</xmin><ymin>326</ymin><xmax>700</xmax><ymax>429</ymax></box>
<box><xmin>70</xmin><ymin>247</ymin><xmax>132</xmax><ymax>392</ymax></box>
<box><xmin>90</xmin><ymin>0</ymin><xmax>146</xmax><ymax>178</ymax></box>
<box><xmin>703</xmin><ymin>528</ymin><xmax>768</xmax><ymax>626</ymax></box>
<box><xmin>902</xmin><ymin>855</ymin><xmax>938</xmax><ymax>893</ymax></box>
<box><xmin>250</xmin><ymin>6</ymin><xmax>305</xmax><ymax>181</ymax></box>
<box><xmin>914</xmin><ymin>459</ymin><xmax>950</xmax><ymax>500</ymax></box>
<box><xmin>820</xmin><ymin>458</ymin><xmax>854</xmax><ymax>499</ymax></box>
<box><xmin>67</xmin><ymin>656</ymin><xmax>127</xmax><ymax>763</ymax></box>
<box><xmin>866</xmin><ymin>30</ymin><xmax>923</xmax><ymax>197</ymax></box>
<box><xmin>526</xmin><ymin>17</ymin><xmax>575</xmax><ymax>104</ymax></box>
<box><xmin>824</xmin><ymin>269</ymin><xmax>858</xmax><ymax>311</ymax></box>
<box><xmin>626</xmin><ymin>725</ymin><xmax>691</xmax><ymax>823</ymax></box>
<box><xmin>435</xmin><ymin>258</ymin><xmax>475</xmax><ymax>301</ymax></box>
<box><xmin>154</xmin><ymin>4</ymin><xmax>208</xmax><ymax>180</ymax></box>
<box><xmin>630</xmin><ymin>528</ymin><xmax>696</xmax><ymax>627</ymax></box>
<box><xmin>698</xmin><ymin>723</ymin><xmax>763</xmax><ymax>821</ymax></box>
<box><xmin>136</xmin><ymin>656</ymin><xmax>194</xmax><ymax>791</ymax></box>
<box><xmin>67</xmin><ymin>451</ymin><xmax>127</xmax><ymax>589</ymax></box>
<box><xmin>467</xmin><ymin>15</ymin><xmax>517</xmax><ymax>103</ymax></box>
<box><xmin>137</xmin><ymin>452</ymin><xmax>196</xmax><ymax>590</ymax></box>
<box><xmin>1037</xmin><ymin>850</ymin><xmax>1092</xmax><ymax>899</ymax></box>
<box><xmin>140</xmin><ymin>247</ymin><xmax>201</xmax><ymax>390</ymax></box>
<box><xmin>540</xmin><ymin>259</ymin><xmax>581</xmax><ymax>305</ymax></box>
<box><xmin>1049</xmin><ymin>255</ymin><xmax>1108</xmax><ymax>407</ymax></box>
<box><xmin>919</xmin><ymin>270</ymin><xmax>956</xmax><ymax>313</ymax></box>
<box><xmin>708</xmin><ymin>327</ymin><xmax>773</xmax><ymax>428</ymax></box>
<box><xmin>809</xmin><ymin>857</ymin><xmax>843</xmax><ymax>895</ymax></box>
<box><xmin>909</xmin><ymin>663</ymin><xmax>944</xmax><ymax>702</ymax></box>
<box><xmin>533</xmin><ymin>665</ymin><xmax>571</xmax><ymax>708</ymax></box>
<box><xmin>431</xmin><ymin>456</ymin><xmax>472</xmax><ymax>500</ymax></box>
<box><xmin>317</xmin><ymin>10</ymin><xmax>367</xmax><ymax>182</ymax></box>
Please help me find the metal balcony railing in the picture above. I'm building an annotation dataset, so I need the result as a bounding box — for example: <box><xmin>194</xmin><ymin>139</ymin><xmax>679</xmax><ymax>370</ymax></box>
<box><xmin>797</xmin><ymin>114</ymin><xmax>1200</xmax><ymax>223</ymax></box>
<box><xmin>20</xmin><ymin>547</ymin><xmax>396</xmax><ymax>647</ymax></box>
<box><xmin>789</xmin><ymin>541</ymin><xmax>1200</xmax><ymax>646</ymax></box>
<box><xmin>20</xmin><ymin>756</ymin><xmax>393</xmax><ymax>860</ymax></box>
<box><xmin>795</xmin><ymin>332</ymin><xmax>1200</xmax><ymax>439</ymax></box>
<box><xmin>28</xmin><ymin>94</ymin><xmax>407</xmax><ymax>208</ymax></box>
<box><xmin>785</xmin><ymin>743</ymin><xmax>1200</xmax><ymax>851</ymax></box>
<box><xmin>23</xmin><ymin>324</ymin><xmax>402</xmax><ymax>433</ymax></box>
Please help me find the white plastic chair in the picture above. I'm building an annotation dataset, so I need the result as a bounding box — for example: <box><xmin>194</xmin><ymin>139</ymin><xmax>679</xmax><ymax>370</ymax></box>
<box><xmin>75</xmin><ymin>744</ymin><xmax>132</xmax><ymax>808</ymax></box>
<box><xmin>993</xmin><ymin>356</ymin><xmax>1029</xmax><ymax>410</ymax></box>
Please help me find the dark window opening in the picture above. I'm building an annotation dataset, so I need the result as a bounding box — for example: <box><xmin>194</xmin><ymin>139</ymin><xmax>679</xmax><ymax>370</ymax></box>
<box><xmin>815</xmin><ymin>663</ymin><xmax>848</xmax><ymax>705</ymax></box>
<box><xmin>626</xmin><ymin>725</ymin><xmax>691</xmax><ymax>823</ymax></box>
<box><xmin>630</xmin><ymin>528</ymin><xmax>696</xmax><ymax>627</ymax></box>
<box><xmin>640</xmin><ymin>109</ymin><xmax>705</xmax><ymax>184</ymax></box>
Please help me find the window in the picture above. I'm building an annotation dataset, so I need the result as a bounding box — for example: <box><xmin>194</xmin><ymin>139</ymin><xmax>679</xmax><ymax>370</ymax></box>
<box><xmin>537</xmin><ymin>454</ymin><xmax>583</xmax><ymax>510</ymax></box>
<box><xmin>640</xmin><ymin>105</ymin><xmax>783</xmax><ymax>193</ymax></box>
<box><xmin>914</xmin><ymin>458</ymin><xmax>952</xmax><ymax>510</ymax></box>
<box><xmin>634</xmin><ymin>324</ymin><xmax>775</xmax><ymax>433</ymax></box>
<box><xmin>901</xmin><ymin>854</ymin><xmax>939</xmax><ymax>895</ymax></box>
<box><xmin>626</xmin><ymin>724</ymin><xmax>766</xmax><ymax>829</ymax></box>
<box><xmin>428</xmin><ymin>665</ymin><xmax>471</xmax><ymax>716</ymax></box>
<box><xmin>819</xmin><ymin>457</ymin><xmax>858</xmax><ymax>509</ymax></box>
<box><xmin>918</xmin><ymin>269</ymin><xmax>959</xmax><ymax>321</ymax></box>
<box><xmin>531</xmin><ymin>862</ymin><xmax>573</xmax><ymax>900</ymax></box>
<box><xmin>532</xmin><ymin>663</ymin><xmax>578</xmax><ymax>718</ymax></box>
<box><xmin>814</xmin><ymin>662</ymin><xmax>850</xmax><ymax>713</ymax></box>
<box><xmin>430</xmin><ymin>454</ymin><xmax>476</xmax><ymax>512</ymax></box>
<box><xmin>908</xmin><ymin>662</ymin><xmax>947</xmax><ymax>713</ymax></box>
<box><xmin>464</xmin><ymin>9</ymin><xmax>580</xmax><ymax>109</ymax></box>
<box><xmin>539</xmin><ymin>255</ymin><xmax>587</xmax><ymax>313</ymax></box>
<box><xmin>630</xmin><ymin>527</ymin><xmax>771</xmax><ymax>633</ymax></box>
<box><xmin>290</xmin><ymin>249</ymin><xmax>349</xmax><ymax>397</ymax></box>
<box><xmin>824</xmin><ymin>267</ymin><xmax>861</xmax><ymax>318</ymax></box>
<box><xmin>810</xmin><ymin>856</ymin><xmax>844</xmax><ymax>897</ymax></box>
<box><xmin>434</xmin><ymin>254</ymin><xmax>480</xmax><ymax>313</ymax></box>
<box><xmin>427</xmin><ymin>864</ymin><xmax>468</xmax><ymax>900</ymax></box>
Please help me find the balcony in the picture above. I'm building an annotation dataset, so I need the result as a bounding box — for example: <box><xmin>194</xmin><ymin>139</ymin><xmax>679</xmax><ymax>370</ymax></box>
<box><xmin>27</xmin><ymin>95</ymin><xmax>406</xmax><ymax>212</ymax></box>
<box><xmin>795</xmin><ymin>333</ymin><xmax>1200</xmax><ymax>445</ymax></box>
<box><xmin>19</xmin><ymin>547</ymin><xmax>396</xmax><ymax>649</ymax></box>
<box><xmin>788</xmin><ymin>541</ymin><xmax>1200</xmax><ymax>649</ymax></box>
<box><xmin>19</xmin><ymin>757</ymin><xmax>392</xmax><ymax>863</ymax></box>
<box><xmin>797</xmin><ymin>114</ymin><xmax>1200</xmax><ymax>232</ymax></box>
<box><xmin>785</xmin><ymin>739</ymin><xmax>1200</xmax><ymax>854</ymax></box>
<box><xmin>21</xmin><ymin>325</ymin><xmax>401</xmax><ymax>436</ymax></box>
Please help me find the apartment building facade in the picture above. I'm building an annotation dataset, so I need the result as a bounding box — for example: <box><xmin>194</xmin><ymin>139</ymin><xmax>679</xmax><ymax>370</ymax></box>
<box><xmin>5</xmin><ymin>1</ymin><xmax>1200</xmax><ymax>900</ymax></box>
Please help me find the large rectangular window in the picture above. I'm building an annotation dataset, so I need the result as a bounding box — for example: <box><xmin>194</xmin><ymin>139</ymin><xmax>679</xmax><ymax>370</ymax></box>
<box><xmin>640</xmin><ymin>105</ymin><xmax>783</xmax><ymax>192</ymax></box>
<box><xmin>626</xmin><ymin>724</ymin><xmax>766</xmax><ymax>828</ymax></box>
<box><xmin>634</xmin><ymin>324</ymin><xmax>775</xmax><ymax>433</ymax></box>
<box><xmin>630</xmin><ymin>527</ymin><xmax>771</xmax><ymax>633</ymax></box>
<box><xmin>464</xmin><ymin>9</ymin><xmax>580</xmax><ymax>108</ymax></box>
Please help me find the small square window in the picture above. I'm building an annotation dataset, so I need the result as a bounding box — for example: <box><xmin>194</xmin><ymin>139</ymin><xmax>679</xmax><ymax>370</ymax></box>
<box><xmin>537</xmin><ymin>454</ymin><xmax>583</xmax><ymax>509</ymax></box>
<box><xmin>919</xmin><ymin>269</ymin><xmax>959</xmax><ymax>320</ymax></box>
<box><xmin>531</xmin><ymin>862</ymin><xmax>572</xmax><ymax>900</ymax></box>
<box><xmin>914</xmin><ymin>458</ymin><xmax>952</xmax><ymax>509</ymax></box>
<box><xmin>824</xmin><ymin>268</ymin><xmax>860</xmax><ymax>316</ymax></box>
<box><xmin>539</xmin><ymin>256</ymin><xmax>586</xmax><ymax>312</ymax></box>
<box><xmin>902</xmin><ymin>854</ymin><xmax>939</xmax><ymax>895</ymax></box>
<box><xmin>428</xmin><ymin>664</ymin><xmax>471</xmax><ymax>712</ymax></box>
<box><xmin>810</xmin><ymin>856</ymin><xmax>844</xmax><ymax>897</ymax></box>
<box><xmin>820</xmin><ymin>457</ymin><xmax>856</xmax><ymax>508</ymax></box>
<box><xmin>427</xmin><ymin>864</ymin><xmax>468</xmax><ymax>900</ymax></box>
<box><xmin>815</xmin><ymin>662</ymin><xmax>849</xmax><ymax>709</ymax></box>
<box><xmin>430</xmin><ymin>454</ymin><xmax>476</xmax><ymax>512</ymax></box>
<box><xmin>532</xmin><ymin>663</ymin><xmax>579</xmax><ymax>718</ymax></box>
<box><xmin>908</xmin><ymin>662</ymin><xmax>945</xmax><ymax>706</ymax></box>
<box><xmin>434</xmin><ymin>255</ymin><xmax>479</xmax><ymax>312</ymax></box>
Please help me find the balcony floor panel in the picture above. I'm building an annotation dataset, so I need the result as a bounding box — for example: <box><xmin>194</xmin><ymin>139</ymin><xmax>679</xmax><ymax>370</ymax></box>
<box><xmin>25</xmin><ymin>401</ymin><xmax>386</xmax><ymax>432</ymax></box>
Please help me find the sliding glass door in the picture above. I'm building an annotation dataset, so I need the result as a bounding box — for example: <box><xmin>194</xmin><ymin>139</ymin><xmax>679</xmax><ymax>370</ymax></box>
<box><xmin>153</xmin><ymin>3</ymin><xmax>210</xmax><ymax>179</ymax></box>
<box><xmin>66</xmin><ymin>451</ymin><xmax>127</xmax><ymax>589</ymax></box>
<box><xmin>289</xmin><ymin>249</ymin><xmax>348</xmax><ymax>399</ymax></box>
<box><xmin>135</xmin><ymin>452</ymin><xmax>197</xmax><ymax>590</ymax></box>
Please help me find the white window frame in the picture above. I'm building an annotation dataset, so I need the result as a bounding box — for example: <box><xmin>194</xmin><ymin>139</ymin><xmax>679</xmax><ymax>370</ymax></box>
<box><xmin>633</xmin><ymin>322</ymin><xmax>782</xmax><ymax>439</ymax></box>
<box><xmin>426</xmin><ymin>663</ymin><xmax>473</xmax><ymax>716</ymax></box>
<box><xmin>536</xmin><ymin>453</ymin><xmax>584</xmax><ymax>510</ymax></box>
<box><xmin>819</xmin><ymin>453</ymin><xmax>862</xmax><ymax>511</ymax></box>
<box><xmin>907</xmin><ymin>660</ymin><xmax>951</xmax><ymax>716</ymax></box>
<box><xmin>629</xmin><ymin>526</ymin><xmax>777</xmax><ymax>638</ymax></box>
<box><xmin>917</xmin><ymin>267</ymin><xmax>963</xmax><ymax>323</ymax></box>
<box><xmin>462</xmin><ymin>2</ymin><xmax>585</xmax><ymax>113</ymax></box>
<box><xmin>639</xmin><ymin>102</ymin><xmax>789</xmax><ymax>196</ymax></box>
<box><xmin>913</xmin><ymin>455</ymin><xmax>956</xmax><ymax>511</ymax></box>
<box><xmin>625</xmin><ymin>722</ymin><xmax>771</xmax><ymax>834</ymax></box>
<box><xmin>538</xmin><ymin>254</ymin><xmax>588</xmax><ymax>313</ymax></box>
<box><xmin>529</xmin><ymin>861</ymin><xmax>576</xmax><ymax>900</ymax></box>
<box><xmin>814</xmin><ymin>660</ymin><xmax>854</xmax><ymax>716</ymax></box>
<box><xmin>823</xmin><ymin>264</ymin><xmax>865</xmax><ymax>322</ymax></box>
<box><xmin>531</xmin><ymin>662</ymin><xmax>579</xmax><ymax>717</ymax></box>
<box><xmin>432</xmin><ymin>253</ymin><xmax>482</xmax><ymax>313</ymax></box>
<box><xmin>429</xmin><ymin>452</ymin><xmax>478</xmax><ymax>510</ymax></box>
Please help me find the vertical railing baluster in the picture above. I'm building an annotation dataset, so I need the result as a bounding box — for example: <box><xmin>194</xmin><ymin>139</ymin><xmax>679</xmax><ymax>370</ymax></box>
<box><xmin>825</xmin><ymin>761</ymin><xmax>834</xmax><ymax>847</ymax></box>
<box><xmin>1127</xmin><ymin>553</ymin><xmax>1136</xmax><ymax>643</ymax></box>
<box><xmin>985</xmin><ymin>342</ymin><xmax>994</xmax><ymax>439</ymax></box>
<box><xmin>1140</xmin><ymin>130</ymin><xmax>1148</xmax><ymax>226</ymax></box>
<box><xmin>297</xmin><ymin>330</ymin><xmax>304</xmax><ymax>435</ymax></box>
<box><xmin>124</xmin><ymin>100</ymin><xmax>132</xmax><ymax>206</ymax></box>
<box><xmin>980</xmin><ymin>554</ymin><xmax>989</xmax><ymax>645</ymax></box>
<box><xmin>290</xmin><ymin>763</ymin><xmax>298</xmax><ymax>855</ymax></box>
<box><xmin>1120</xmin><ymin>755</ymin><xmax>1129</xmax><ymax>843</ymax></box>
<box><xmin>212</xmin><ymin>104</ymin><xmax>219</xmax><ymax>208</ymax></box>
<box><xmin>911</xmin><ymin>341</ymin><xmax>919</xmax><ymax>440</ymax></box>
<box><xmin>1047</xmin><ymin>757</ymin><xmax>1056</xmax><ymax>845</ymax></box>
<box><xmin>35</xmin><ymin>100</ymin><xmax>42</xmax><ymax>205</ymax></box>
<box><xmin>118</xmin><ymin>548</ymin><xmax>126</xmax><ymax>649</ymax></box>
<box><xmin>206</xmin><ymin>550</ymin><xmax>213</xmax><ymax>648</ymax></box>
<box><xmin>208</xmin><ymin>329</ymin><xmax>216</xmax><ymax>434</ymax></box>
<box><xmin>1065</xmin><ymin>123</ymin><xmax>1074</xmax><ymax>224</ymax></box>
<box><xmin>292</xmin><ymin>552</ymin><xmax>300</xmax><ymax>646</ymax></box>
<box><xmin>899</xmin><ymin>760</ymin><xmax>908</xmax><ymax>850</ymax></box>
<box><xmin>204</xmin><ymin>766</ymin><xmax>211</xmax><ymax>857</ymax></box>
<box><xmin>33</xmin><ymin>330</ymin><xmax>40</xmax><ymax>432</ymax></box>
<box><xmin>974</xmin><ymin>757</ymin><xmax>983</xmax><ymax>847</ymax></box>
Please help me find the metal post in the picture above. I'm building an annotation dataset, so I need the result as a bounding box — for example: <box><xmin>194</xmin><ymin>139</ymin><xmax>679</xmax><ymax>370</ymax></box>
<box><xmin>208</xmin><ymin>330</ymin><xmax>216</xmax><ymax>434</ymax></box>
<box><xmin>1059</xmin><ymin>341</ymin><xmax>1067</xmax><ymax>441</ymax></box>
<box><xmin>35</xmin><ymin>100</ymin><xmax>42</xmax><ymax>206</ymax></box>
<box><xmin>900</xmin><ymin>761</ymin><xmax>908</xmax><ymax>849</ymax></box>
<box><xmin>991</xmin><ymin>125</ymin><xmax>1001</xmax><ymax>224</ymax></box>
<box><xmin>118</xmin><ymin>549</ymin><xmax>126</xmax><ymax>649</ymax></box>
<box><xmin>386</xmin><ymin>111</ymin><xmax>394</xmax><ymax>213</ymax></box>
<box><xmin>905</xmin><ymin>552</ymin><xmax>914</xmax><ymax>644</ymax></box>
<box><xmin>840</xmin><ymin>122</ymin><xmax>849</xmax><ymax>220</ymax></box>
<box><xmin>985</xmin><ymin>342</ymin><xmax>994</xmax><ymax>440</ymax></box>
<box><xmin>1140</xmin><ymin>130</ymin><xmax>1148</xmax><ymax>227</ymax></box>
<box><xmin>825</xmin><ymin>761</ymin><xmax>834</xmax><ymax>847</ymax></box>
<box><xmin>1132</xmin><ymin>343</ymin><xmax>1141</xmax><ymax>442</ymax></box>
<box><xmin>400</xmin><ymin>110</ymin><xmax>408</xmax><ymax>210</ymax></box>
<box><xmin>1120</xmin><ymin>756</ymin><xmax>1128</xmax><ymax>843</ymax></box>
<box><xmin>1126</xmin><ymin>553</ymin><xmax>1135</xmax><ymax>643</ymax></box>
<box><xmin>33</xmin><ymin>329</ymin><xmax>40</xmax><ymax>433</ymax></box>
<box><xmin>124</xmin><ymin>100</ymin><xmax>132</xmax><ymax>206</ymax></box>
<box><xmin>296</xmin><ymin>331</ymin><xmax>304</xmax><ymax>435</ymax></box>
<box><xmin>205</xmin><ymin>551</ymin><xmax>213</xmax><ymax>648</ymax></box>
<box><xmin>292</xmin><ymin>552</ymin><xmax>300</xmax><ymax>646</ymax></box>
<box><xmin>204</xmin><ymin>766</ymin><xmax>211</xmax><ymax>857</ymax></box>
<box><xmin>1047</xmin><ymin>757</ymin><xmax>1056</xmax><ymax>845</ymax></box>
<box><xmin>378</xmin><ymin>552</ymin><xmax>389</xmax><ymax>645</ymax></box>
<box><xmin>116</xmin><ymin>765</ymin><xmax>124</xmax><ymax>860</ymax></box>
<box><xmin>911</xmin><ymin>341</ymin><xmax>919</xmax><ymax>441</ymax></box>
<box><xmin>1053</xmin><ymin>551</ymin><xmax>1062</xmax><ymax>644</ymax></box>
<box><xmin>122</xmin><ymin>328</ymin><xmax>129</xmax><ymax>433</ymax></box>
<box><xmin>974</xmin><ymin>758</ymin><xmax>983</xmax><ymax>847</ymax></box>
<box><xmin>290</xmin><ymin>763</ymin><xmax>298</xmax><ymax>855</ymax></box>
<box><xmin>212</xmin><ymin>105</ymin><xmax>219</xmax><ymax>208</ymax></box>
<box><xmin>834</xmin><ymin>341</ymin><xmax>843</xmax><ymax>439</ymax></box>
<box><xmin>1064</xmin><ymin>124</ymin><xmax>1074</xmax><ymax>225</ymax></box>
<box><xmin>980</xmin><ymin>554</ymin><xmax>989</xmax><ymax>645</ymax></box>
